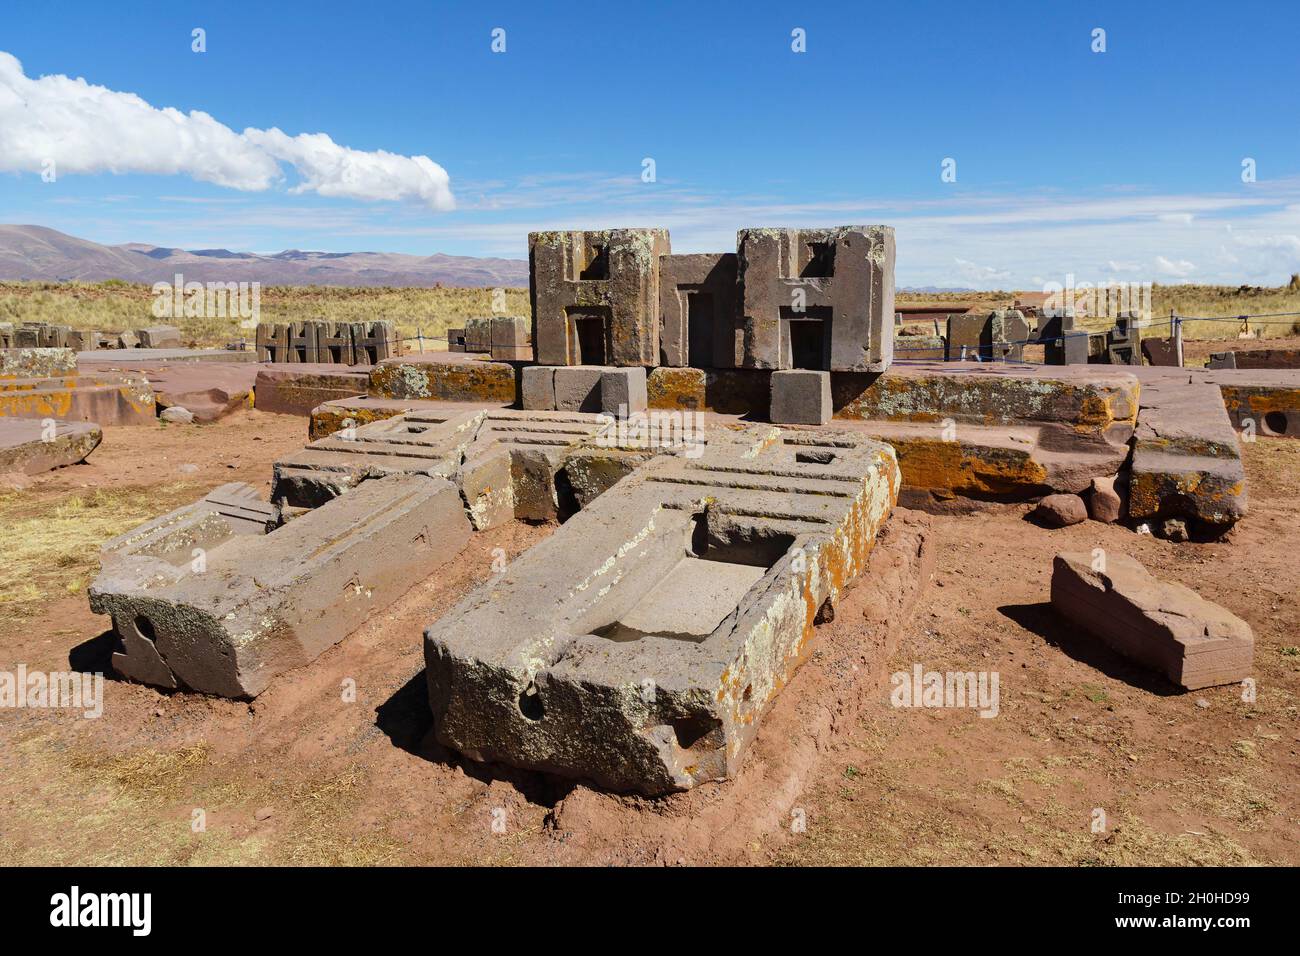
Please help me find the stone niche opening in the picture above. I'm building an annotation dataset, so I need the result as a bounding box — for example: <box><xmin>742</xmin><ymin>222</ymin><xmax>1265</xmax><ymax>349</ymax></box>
<box><xmin>577</xmin><ymin>241</ymin><xmax>609</xmax><ymax>281</ymax></box>
<box><xmin>587</xmin><ymin>510</ymin><xmax>795</xmax><ymax>645</ymax></box>
<box><xmin>798</xmin><ymin>240</ymin><xmax>836</xmax><ymax>278</ymax></box>
<box><xmin>780</xmin><ymin>306</ymin><xmax>832</xmax><ymax>369</ymax></box>
<box><xmin>565</xmin><ymin>306</ymin><xmax>612</xmax><ymax>365</ymax></box>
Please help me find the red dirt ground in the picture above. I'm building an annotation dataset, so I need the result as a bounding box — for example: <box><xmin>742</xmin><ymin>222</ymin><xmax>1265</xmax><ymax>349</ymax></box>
<box><xmin>0</xmin><ymin>404</ymin><xmax>1295</xmax><ymax>866</ymax></box>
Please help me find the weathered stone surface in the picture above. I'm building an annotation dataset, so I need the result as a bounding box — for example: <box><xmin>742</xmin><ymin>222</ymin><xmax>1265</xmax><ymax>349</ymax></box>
<box><xmin>553</xmin><ymin>366</ymin><xmax>605</xmax><ymax>412</ymax></box>
<box><xmin>737</xmin><ymin>226</ymin><xmax>894</xmax><ymax>372</ymax></box>
<box><xmin>306</xmin><ymin>396</ymin><xmax>494</xmax><ymax>440</ymax></box>
<box><xmin>1213</xmin><ymin>373</ymin><xmax>1300</xmax><ymax>439</ymax></box>
<box><xmin>138</xmin><ymin>326</ymin><xmax>183</xmax><ymax>349</ymax></box>
<box><xmin>463</xmin><ymin>318</ymin><xmax>493</xmax><ymax>353</ymax></box>
<box><xmin>425</xmin><ymin>426</ymin><xmax>900</xmax><ymax>795</ymax></box>
<box><xmin>1050</xmin><ymin>551</ymin><xmax>1254</xmax><ymax>690</ymax></box>
<box><xmin>770</xmin><ymin>369</ymin><xmax>832</xmax><ymax>425</ymax></box>
<box><xmin>1128</xmin><ymin>376</ymin><xmax>1246</xmax><ymax>534</ymax></box>
<box><xmin>521</xmin><ymin>365</ymin><xmax>556</xmax><ymax>411</ymax></box>
<box><xmin>369</xmin><ymin>353</ymin><xmax>516</xmax><ymax>404</ymax></box>
<box><xmin>90</xmin><ymin>475</ymin><xmax>470</xmax><ymax>698</ymax></box>
<box><xmin>254</xmin><ymin>365</ymin><xmax>369</xmax><ymax>416</ymax></box>
<box><xmin>142</xmin><ymin>363</ymin><xmax>256</xmax><ymax>422</ymax></box>
<box><xmin>946</xmin><ymin>309</ymin><xmax>1029</xmax><ymax>363</ymax></box>
<box><xmin>1</xmin><ymin>348</ymin><xmax>76</xmax><ymax>378</ymax></box>
<box><xmin>160</xmin><ymin>406</ymin><xmax>194</xmax><ymax>424</ymax></box>
<box><xmin>0</xmin><ymin>418</ymin><xmax>101</xmax><ymax>475</ymax></box>
<box><xmin>647</xmin><ymin>366</ymin><xmax>771</xmax><ymax>416</ymax></box>
<box><xmin>275</xmin><ymin>407</ymin><xmax>610</xmax><ymax>524</ymax></box>
<box><xmin>658</xmin><ymin>252</ymin><xmax>739</xmax><ymax>368</ymax></box>
<box><xmin>601</xmin><ymin>367</ymin><xmax>647</xmax><ymax>418</ymax></box>
<box><xmin>1088</xmin><ymin>475</ymin><xmax>1123</xmax><ymax>523</ymax></box>
<box><xmin>1142</xmin><ymin>337</ymin><xmax>1180</xmax><ymax>367</ymax></box>
<box><xmin>0</xmin><ymin>371</ymin><xmax>156</xmax><ymax>425</ymax></box>
<box><xmin>1033</xmin><ymin>493</ymin><xmax>1088</xmax><ymax>527</ymax></box>
<box><xmin>489</xmin><ymin>316</ymin><xmax>530</xmax><ymax>362</ymax></box>
<box><xmin>828</xmin><ymin>363</ymin><xmax>1137</xmax><ymax>504</ymax></box>
<box><xmin>78</xmin><ymin>348</ymin><xmax>258</xmax><ymax>365</ymax></box>
<box><xmin>531</xmin><ymin>229</ymin><xmax>671</xmax><ymax>367</ymax></box>
<box><xmin>1208</xmin><ymin>348</ymin><xmax>1300</xmax><ymax>371</ymax></box>
<box><xmin>835</xmin><ymin>363</ymin><xmax>1140</xmax><ymax>442</ymax></box>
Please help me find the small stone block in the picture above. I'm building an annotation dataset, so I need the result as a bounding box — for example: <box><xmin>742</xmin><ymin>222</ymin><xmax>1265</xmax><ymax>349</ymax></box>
<box><xmin>770</xmin><ymin>369</ymin><xmax>831</xmax><ymax>425</ymax></box>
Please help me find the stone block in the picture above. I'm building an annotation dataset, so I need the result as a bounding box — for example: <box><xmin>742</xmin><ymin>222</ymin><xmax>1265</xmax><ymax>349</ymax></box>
<box><xmin>600</xmin><ymin>367</ymin><xmax>647</xmax><ymax>418</ymax></box>
<box><xmin>530</xmin><ymin>229</ymin><xmax>671</xmax><ymax>367</ymax></box>
<box><xmin>253</xmin><ymin>365</ymin><xmax>369</xmax><ymax>416</ymax></box>
<box><xmin>138</xmin><ymin>326</ymin><xmax>183</xmax><ymax>349</ymax></box>
<box><xmin>90</xmin><ymin>475</ymin><xmax>471</xmax><ymax>698</ymax></box>
<box><xmin>770</xmin><ymin>369</ymin><xmax>832</xmax><ymax>424</ymax></box>
<box><xmin>1128</xmin><ymin>377</ymin><xmax>1245</xmax><ymax>535</ymax></box>
<box><xmin>553</xmin><ymin>366</ymin><xmax>606</xmax><ymax>412</ymax></box>
<box><xmin>463</xmin><ymin>318</ymin><xmax>493</xmax><ymax>353</ymax></box>
<box><xmin>521</xmin><ymin>365</ymin><xmax>557</xmax><ymax>410</ymax></box>
<box><xmin>1051</xmin><ymin>552</ymin><xmax>1254</xmax><ymax>690</ymax></box>
<box><xmin>0</xmin><ymin>418</ymin><xmax>101</xmax><ymax>475</ymax></box>
<box><xmin>424</xmin><ymin>424</ymin><xmax>900</xmax><ymax>794</ymax></box>
<box><xmin>737</xmin><ymin>226</ymin><xmax>894</xmax><ymax>372</ymax></box>
<box><xmin>658</xmin><ymin>252</ymin><xmax>739</xmax><ymax>367</ymax></box>
<box><xmin>368</xmin><ymin>354</ymin><xmax>516</xmax><ymax>403</ymax></box>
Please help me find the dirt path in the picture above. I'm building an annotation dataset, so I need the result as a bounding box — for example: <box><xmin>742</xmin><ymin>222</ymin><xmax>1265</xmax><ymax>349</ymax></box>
<box><xmin>0</xmin><ymin>412</ymin><xmax>1295</xmax><ymax>865</ymax></box>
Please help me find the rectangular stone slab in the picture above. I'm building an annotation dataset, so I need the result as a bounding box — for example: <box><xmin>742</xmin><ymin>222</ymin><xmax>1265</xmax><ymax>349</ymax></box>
<box><xmin>424</xmin><ymin>425</ymin><xmax>900</xmax><ymax>795</ymax></box>
<box><xmin>89</xmin><ymin>474</ymin><xmax>471</xmax><ymax>698</ymax></box>
<box><xmin>1051</xmin><ymin>551</ymin><xmax>1254</xmax><ymax>690</ymax></box>
<box><xmin>0</xmin><ymin>372</ymin><xmax>156</xmax><ymax>425</ymax></box>
<box><xmin>0</xmin><ymin>418</ymin><xmax>101</xmax><ymax>475</ymax></box>
<box><xmin>1128</xmin><ymin>375</ymin><xmax>1245</xmax><ymax>533</ymax></box>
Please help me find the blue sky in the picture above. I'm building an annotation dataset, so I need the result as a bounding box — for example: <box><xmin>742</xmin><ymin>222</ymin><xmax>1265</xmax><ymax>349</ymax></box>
<box><xmin>3</xmin><ymin>0</ymin><xmax>1299</xmax><ymax>287</ymax></box>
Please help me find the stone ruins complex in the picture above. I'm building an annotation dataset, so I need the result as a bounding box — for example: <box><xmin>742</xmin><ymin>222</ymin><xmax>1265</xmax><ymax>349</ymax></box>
<box><xmin>0</xmin><ymin>223</ymin><xmax>1286</xmax><ymax>794</ymax></box>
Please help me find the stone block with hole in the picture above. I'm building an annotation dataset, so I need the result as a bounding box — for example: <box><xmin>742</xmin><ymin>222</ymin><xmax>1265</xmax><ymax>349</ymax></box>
<box><xmin>736</xmin><ymin>226</ymin><xmax>894</xmax><ymax>372</ymax></box>
<box><xmin>530</xmin><ymin>229</ymin><xmax>670</xmax><ymax>367</ymax></box>
<box><xmin>424</xmin><ymin>424</ymin><xmax>899</xmax><ymax>795</ymax></box>
<box><xmin>770</xmin><ymin>369</ymin><xmax>831</xmax><ymax>425</ymax></box>
<box><xmin>89</xmin><ymin>476</ymin><xmax>470</xmax><ymax>698</ymax></box>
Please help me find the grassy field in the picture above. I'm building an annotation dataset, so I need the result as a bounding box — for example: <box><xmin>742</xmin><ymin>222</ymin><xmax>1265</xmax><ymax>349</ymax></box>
<box><xmin>0</xmin><ymin>282</ymin><xmax>531</xmax><ymax>349</ymax></box>
<box><xmin>2</xmin><ymin>279</ymin><xmax>1298</xmax><ymax>350</ymax></box>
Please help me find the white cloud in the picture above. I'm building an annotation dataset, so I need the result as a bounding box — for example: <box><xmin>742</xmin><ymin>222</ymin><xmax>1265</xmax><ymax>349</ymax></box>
<box><xmin>1154</xmin><ymin>255</ymin><xmax>1197</xmax><ymax>277</ymax></box>
<box><xmin>0</xmin><ymin>52</ymin><xmax>453</xmax><ymax>209</ymax></box>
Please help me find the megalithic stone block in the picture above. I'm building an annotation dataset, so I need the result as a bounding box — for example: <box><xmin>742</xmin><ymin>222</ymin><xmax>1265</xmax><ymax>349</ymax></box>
<box><xmin>424</xmin><ymin>425</ymin><xmax>900</xmax><ymax>795</ymax></box>
<box><xmin>314</xmin><ymin>321</ymin><xmax>356</xmax><ymax>364</ymax></box>
<box><xmin>0</xmin><ymin>418</ymin><xmax>101</xmax><ymax>475</ymax></box>
<box><xmin>89</xmin><ymin>474</ymin><xmax>472</xmax><ymax>698</ymax></box>
<box><xmin>1051</xmin><ymin>551</ymin><xmax>1254</xmax><ymax>690</ymax></box>
<box><xmin>530</xmin><ymin>229</ymin><xmax>671</xmax><ymax>367</ymax></box>
<box><xmin>138</xmin><ymin>326</ymin><xmax>183</xmax><ymax>349</ymax></box>
<box><xmin>658</xmin><ymin>253</ymin><xmax>739</xmax><ymax>368</ymax></box>
<box><xmin>770</xmin><ymin>369</ymin><xmax>832</xmax><ymax>424</ymax></box>
<box><xmin>1128</xmin><ymin>376</ymin><xmax>1246</xmax><ymax>535</ymax></box>
<box><xmin>737</xmin><ymin>226</ymin><xmax>894</xmax><ymax>372</ymax></box>
<box><xmin>353</xmin><ymin>320</ymin><xmax>398</xmax><ymax>364</ymax></box>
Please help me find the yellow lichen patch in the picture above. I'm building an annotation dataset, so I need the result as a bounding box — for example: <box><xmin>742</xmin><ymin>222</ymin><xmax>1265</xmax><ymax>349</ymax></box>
<box><xmin>888</xmin><ymin>437</ymin><xmax>1048</xmax><ymax>497</ymax></box>
<box><xmin>647</xmin><ymin>368</ymin><xmax>705</xmax><ymax>411</ymax></box>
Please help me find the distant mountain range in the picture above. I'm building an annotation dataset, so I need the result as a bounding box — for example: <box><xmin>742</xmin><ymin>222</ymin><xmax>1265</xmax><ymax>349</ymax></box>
<box><xmin>0</xmin><ymin>224</ymin><xmax>529</xmax><ymax>288</ymax></box>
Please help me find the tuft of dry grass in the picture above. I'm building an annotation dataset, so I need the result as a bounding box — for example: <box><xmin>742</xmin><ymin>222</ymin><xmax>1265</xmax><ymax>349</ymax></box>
<box><xmin>276</xmin><ymin>766</ymin><xmax>403</xmax><ymax>866</ymax></box>
<box><xmin>69</xmin><ymin>744</ymin><xmax>210</xmax><ymax>799</ymax></box>
<box><xmin>0</xmin><ymin>483</ymin><xmax>205</xmax><ymax>628</ymax></box>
